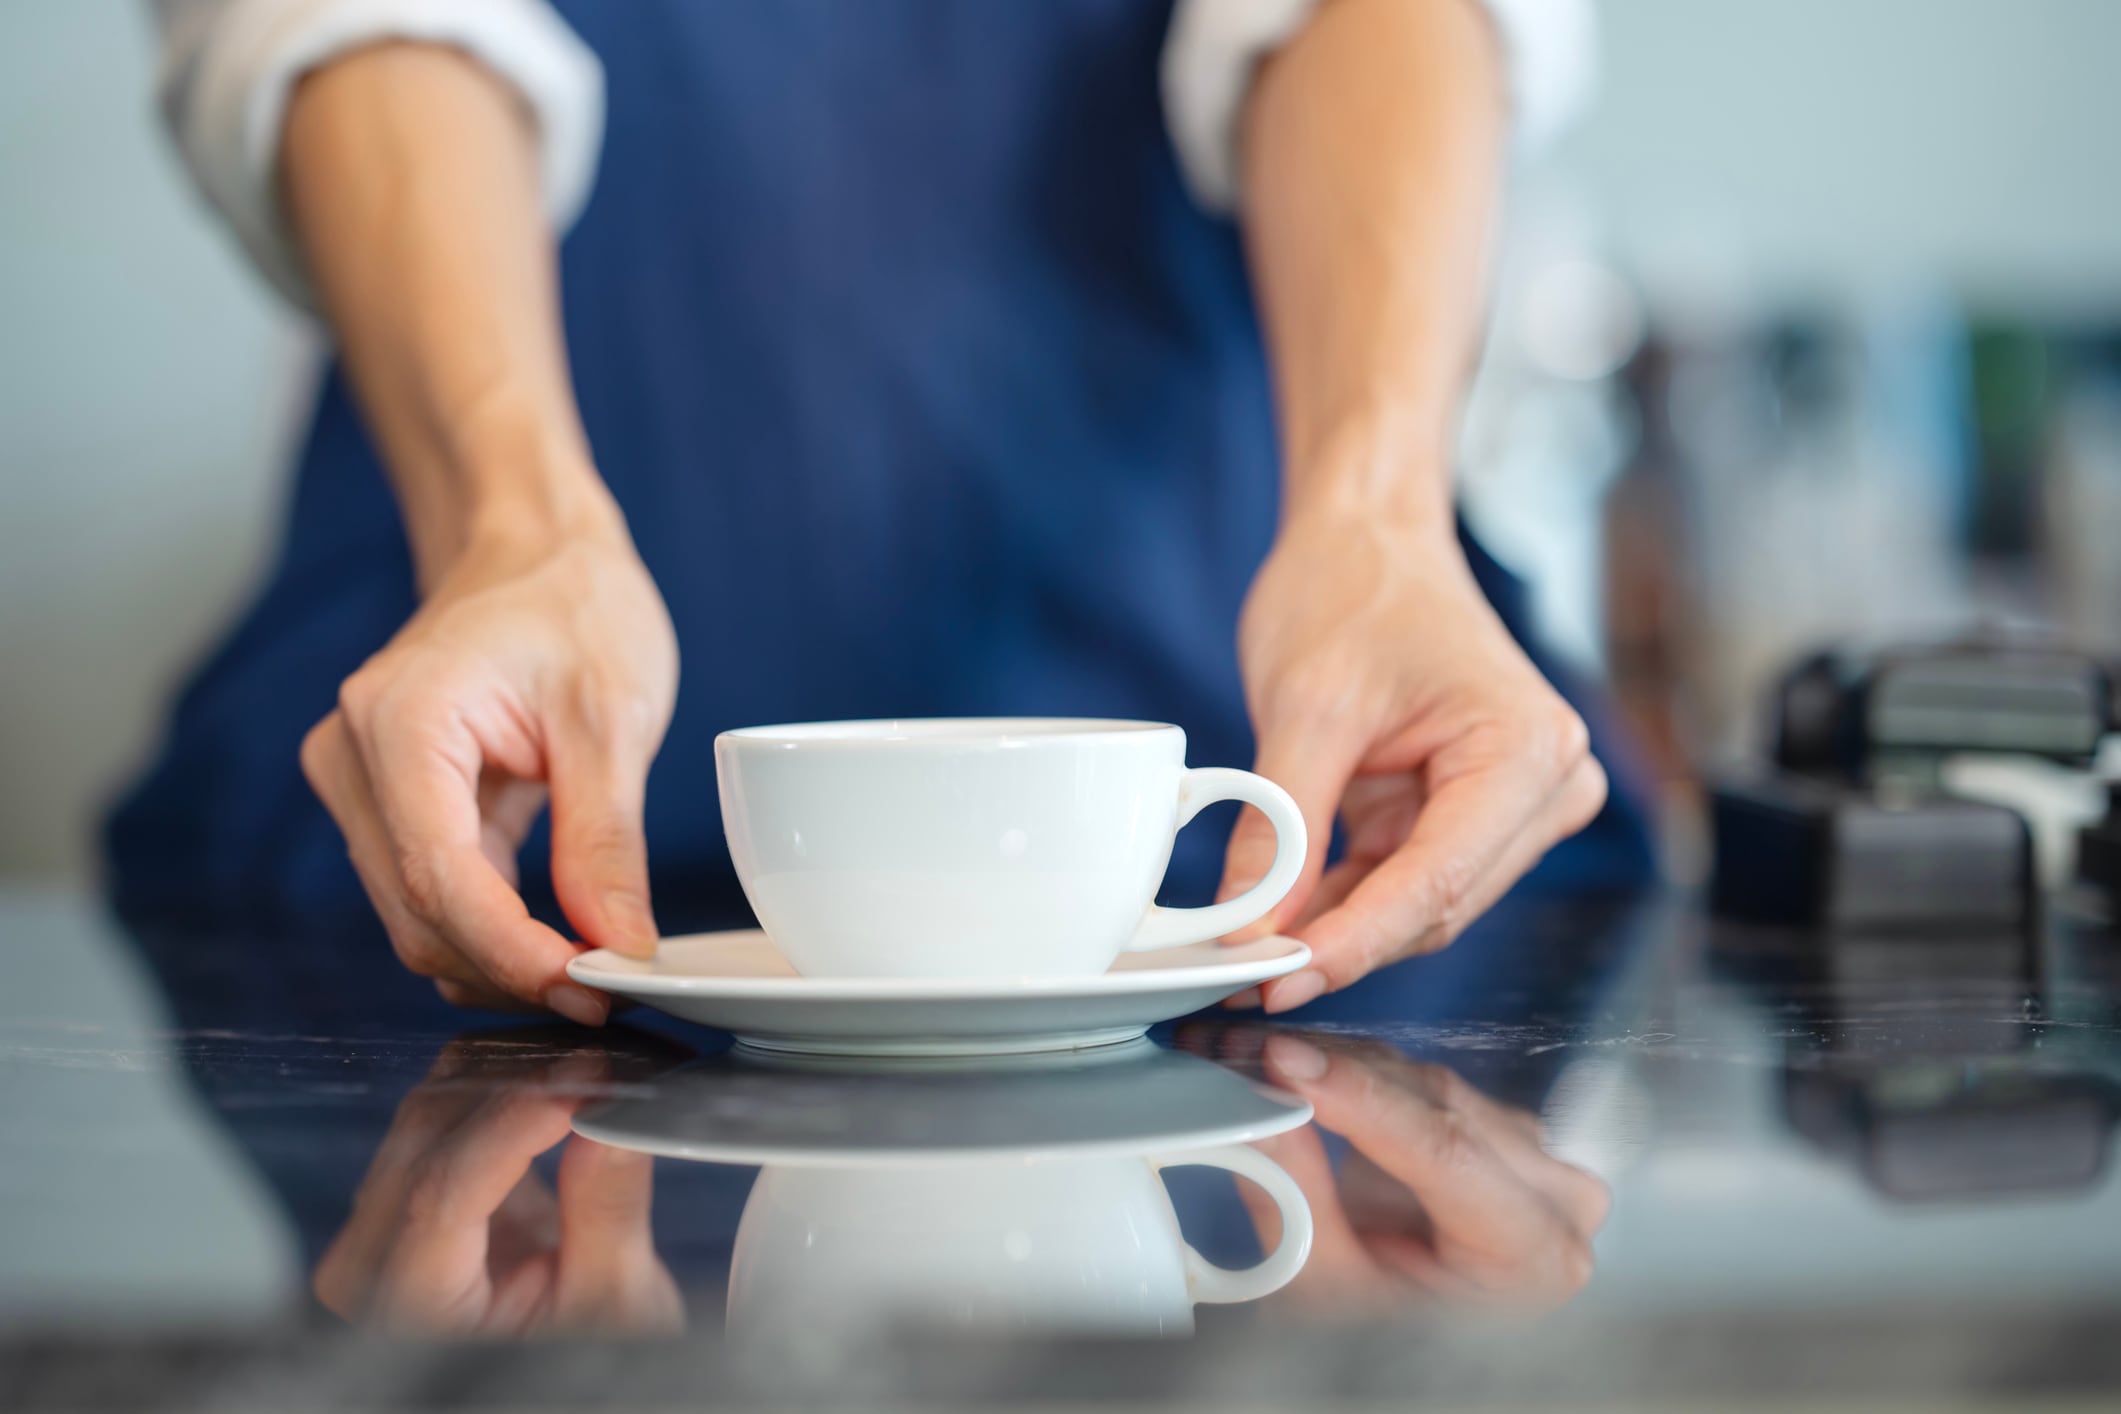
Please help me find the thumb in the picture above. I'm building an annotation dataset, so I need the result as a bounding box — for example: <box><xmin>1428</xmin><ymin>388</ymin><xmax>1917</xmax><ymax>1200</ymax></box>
<box><xmin>555</xmin><ymin>1137</ymin><xmax>658</xmax><ymax>1271</ymax></box>
<box><xmin>1216</xmin><ymin>727</ymin><xmax>1358</xmax><ymax>939</ymax></box>
<box><xmin>548</xmin><ymin>719</ymin><xmax>660</xmax><ymax>959</ymax></box>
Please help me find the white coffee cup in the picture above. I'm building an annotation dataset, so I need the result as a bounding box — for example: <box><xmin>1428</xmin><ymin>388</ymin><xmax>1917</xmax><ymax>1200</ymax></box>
<box><xmin>726</xmin><ymin>1145</ymin><xmax>1313</xmax><ymax>1343</ymax></box>
<box><xmin>715</xmin><ymin>718</ymin><xmax>1306</xmax><ymax>980</ymax></box>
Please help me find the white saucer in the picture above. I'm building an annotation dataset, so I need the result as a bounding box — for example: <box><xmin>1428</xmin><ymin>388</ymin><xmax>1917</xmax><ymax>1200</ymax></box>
<box><xmin>566</xmin><ymin>930</ymin><xmax>1309</xmax><ymax>1056</ymax></box>
<box><xmin>571</xmin><ymin>1039</ymin><xmax>1314</xmax><ymax>1167</ymax></box>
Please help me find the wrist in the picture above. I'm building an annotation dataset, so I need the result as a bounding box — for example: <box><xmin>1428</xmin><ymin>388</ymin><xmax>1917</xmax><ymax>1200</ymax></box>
<box><xmin>1279</xmin><ymin>401</ymin><xmax>1458</xmax><ymax>543</ymax></box>
<box><xmin>414</xmin><ymin>412</ymin><xmax>630</xmax><ymax>591</ymax></box>
<box><xmin>460</xmin><ymin>473</ymin><xmax>628</xmax><ymax>560</ymax></box>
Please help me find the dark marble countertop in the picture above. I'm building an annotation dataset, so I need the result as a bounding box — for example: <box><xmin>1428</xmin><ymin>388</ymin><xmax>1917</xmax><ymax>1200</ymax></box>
<box><xmin>6</xmin><ymin>883</ymin><xmax>2121</xmax><ymax>1411</ymax></box>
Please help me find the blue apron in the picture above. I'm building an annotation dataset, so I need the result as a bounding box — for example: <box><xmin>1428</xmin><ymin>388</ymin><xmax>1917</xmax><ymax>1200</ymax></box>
<box><xmin>107</xmin><ymin>0</ymin><xmax>1654</xmax><ymax>942</ymax></box>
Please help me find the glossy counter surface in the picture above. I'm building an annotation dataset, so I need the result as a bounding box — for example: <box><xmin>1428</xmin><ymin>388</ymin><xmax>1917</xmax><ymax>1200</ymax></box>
<box><xmin>5</xmin><ymin>883</ymin><xmax>2121</xmax><ymax>1410</ymax></box>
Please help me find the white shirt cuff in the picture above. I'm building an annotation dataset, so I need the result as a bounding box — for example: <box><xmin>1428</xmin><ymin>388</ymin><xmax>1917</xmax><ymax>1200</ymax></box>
<box><xmin>1161</xmin><ymin>0</ymin><xmax>1597</xmax><ymax>214</ymax></box>
<box><xmin>152</xmin><ymin>0</ymin><xmax>605</xmax><ymax>310</ymax></box>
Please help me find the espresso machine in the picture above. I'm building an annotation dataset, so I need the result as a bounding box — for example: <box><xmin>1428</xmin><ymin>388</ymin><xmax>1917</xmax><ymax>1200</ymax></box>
<box><xmin>1710</xmin><ymin>640</ymin><xmax>2121</xmax><ymax>930</ymax></box>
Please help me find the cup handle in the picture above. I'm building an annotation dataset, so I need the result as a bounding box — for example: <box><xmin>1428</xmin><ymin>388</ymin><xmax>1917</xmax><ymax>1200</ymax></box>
<box><xmin>1150</xmin><ymin>1144</ymin><xmax>1314</xmax><ymax>1305</ymax></box>
<box><xmin>1126</xmin><ymin>767</ymin><xmax>1307</xmax><ymax>952</ymax></box>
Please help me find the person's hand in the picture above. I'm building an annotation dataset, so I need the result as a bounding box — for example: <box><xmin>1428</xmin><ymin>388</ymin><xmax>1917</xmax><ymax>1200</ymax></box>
<box><xmin>312</xmin><ymin>1035</ymin><xmax>685</xmax><ymax>1335</ymax></box>
<box><xmin>301</xmin><ymin>510</ymin><xmax>677</xmax><ymax>1023</ymax></box>
<box><xmin>1238</xmin><ymin>1032</ymin><xmax>1608</xmax><ymax>1312</ymax></box>
<box><xmin>1217</xmin><ymin>506</ymin><xmax>1607</xmax><ymax>1010</ymax></box>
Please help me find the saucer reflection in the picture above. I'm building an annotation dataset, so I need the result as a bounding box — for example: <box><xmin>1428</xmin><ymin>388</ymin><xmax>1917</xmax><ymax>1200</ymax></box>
<box><xmin>578</xmin><ymin>1040</ymin><xmax>1317</xmax><ymax>1343</ymax></box>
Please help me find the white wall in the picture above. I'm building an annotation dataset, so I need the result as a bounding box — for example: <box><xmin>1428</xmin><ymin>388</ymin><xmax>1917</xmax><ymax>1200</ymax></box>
<box><xmin>1546</xmin><ymin>0</ymin><xmax>2121</xmax><ymax>316</ymax></box>
<box><xmin>6</xmin><ymin>0</ymin><xmax>2121</xmax><ymax>880</ymax></box>
<box><xmin>0</xmin><ymin>1</ymin><xmax>312</xmax><ymax>880</ymax></box>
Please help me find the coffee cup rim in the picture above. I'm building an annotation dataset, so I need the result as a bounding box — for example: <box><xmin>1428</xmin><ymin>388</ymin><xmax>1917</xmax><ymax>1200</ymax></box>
<box><xmin>717</xmin><ymin>717</ymin><xmax>1181</xmax><ymax>748</ymax></box>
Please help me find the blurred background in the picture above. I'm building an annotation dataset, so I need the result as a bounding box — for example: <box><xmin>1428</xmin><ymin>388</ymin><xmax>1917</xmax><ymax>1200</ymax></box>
<box><xmin>6</xmin><ymin>0</ymin><xmax>2121</xmax><ymax>887</ymax></box>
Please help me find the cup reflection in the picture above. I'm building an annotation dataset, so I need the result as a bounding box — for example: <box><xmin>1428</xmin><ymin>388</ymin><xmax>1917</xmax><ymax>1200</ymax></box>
<box><xmin>729</xmin><ymin>1143</ymin><xmax>1309</xmax><ymax>1342</ymax></box>
<box><xmin>582</xmin><ymin>1039</ymin><xmax>1317</xmax><ymax>1346</ymax></box>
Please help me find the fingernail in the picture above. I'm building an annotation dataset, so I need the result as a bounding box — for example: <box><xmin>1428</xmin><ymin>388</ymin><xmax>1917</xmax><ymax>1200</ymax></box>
<box><xmin>608</xmin><ymin>893</ymin><xmax>661</xmax><ymax>957</ymax></box>
<box><xmin>1216</xmin><ymin>874</ymin><xmax>1262</xmax><ymax>905</ymax></box>
<box><xmin>1264</xmin><ymin>969</ymin><xmax>1327</xmax><ymax>1014</ymax></box>
<box><xmin>548</xmin><ymin>984</ymin><xmax>609</xmax><ymax>1027</ymax></box>
<box><xmin>551</xmin><ymin>1052</ymin><xmax>608</xmax><ymax>1091</ymax></box>
<box><xmin>1221</xmin><ymin>987</ymin><xmax>1264</xmax><ymax>1011</ymax></box>
<box><xmin>1264</xmin><ymin>1034</ymin><xmax>1329</xmax><ymax>1083</ymax></box>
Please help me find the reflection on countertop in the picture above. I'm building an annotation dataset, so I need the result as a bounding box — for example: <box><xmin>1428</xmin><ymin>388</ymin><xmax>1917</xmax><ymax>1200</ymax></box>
<box><xmin>6</xmin><ymin>886</ymin><xmax>2121</xmax><ymax>1408</ymax></box>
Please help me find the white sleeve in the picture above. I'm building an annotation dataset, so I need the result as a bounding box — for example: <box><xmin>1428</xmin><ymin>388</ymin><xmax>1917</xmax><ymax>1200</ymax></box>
<box><xmin>1161</xmin><ymin>0</ymin><xmax>1597</xmax><ymax>213</ymax></box>
<box><xmin>147</xmin><ymin>0</ymin><xmax>605</xmax><ymax>309</ymax></box>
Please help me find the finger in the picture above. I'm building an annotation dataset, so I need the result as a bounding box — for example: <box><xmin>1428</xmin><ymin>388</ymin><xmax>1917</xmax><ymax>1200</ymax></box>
<box><xmin>476</xmin><ymin>770</ymin><xmax>549</xmax><ymax>889</ymax></box>
<box><xmin>1270</xmin><ymin>1037</ymin><xmax>1594</xmax><ymax>1307</ymax></box>
<box><xmin>374</xmin><ymin>1088</ymin><xmax>581</xmax><ymax>1321</ymax></box>
<box><xmin>1293</xmin><ymin>1046</ymin><xmax>1595</xmax><ymax>1302</ymax></box>
<box><xmin>303</xmin><ymin>715</ymin><xmax>482</xmax><ymax>991</ymax></box>
<box><xmin>1258</xmin><ymin>809</ymin><xmax>1531</xmax><ymax>1015</ymax></box>
<box><xmin>1216</xmin><ymin>729</ymin><xmax>1366</xmax><ymax>941</ymax></box>
<box><xmin>346</xmin><ymin>699</ymin><xmax>610</xmax><ymax>1022</ymax></box>
<box><xmin>434</xmin><ymin>978</ymin><xmax>546</xmax><ymax>1015</ymax></box>
<box><xmin>1265</xmin><ymin>1036</ymin><xmax>1557</xmax><ymax>1251</ymax></box>
<box><xmin>321</xmin><ymin>730</ymin><xmax>587</xmax><ymax>1019</ymax></box>
<box><xmin>1281</xmin><ymin>752</ymin><xmax>1605</xmax><ymax>1003</ymax></box>
<box><xmin>1240</xmin><ymin>1125</ymin><xmax>1377</xmax><ymax>1287</ymax></box>
<box><xmin>1344</xmin><ymin>1055</ymin><xmax>1600</xmax><ymax>1230</ymax></box>
<box><xmin>484</xmin><ymin>1170</ymin><xmax>562</xmax><ymax>1282</ymax></box>
<box><xmin>427</xmin><ymin>843</ymin><xmax>608</xmax><ymax>1024</ymax></box>
<box><xmin>1288</xmin><ymin>856</ymin><xmax>1367</xmax><ymax>930</ymax></box>
<box><xmin>314</xmin><ymin>1070</ymin><xmax>475</xmax><ymax>1318</ymax></box>
<box><xmin>1528</xmin><ymin>1157</ymin><xmax>1611</xmax><ymax>1238</ymax></box>
<box><xmin>1352</xmin><ymin>1045</ymin><xmax>1549</xmax><ymax>1156</ymax></box>
<box><xmin>1328</xmin><ymin>754</ymin><xmax>1610</xmax><ymax>978</ymax></box>
<box><xmin>554</xmin><ymin>1140</ymin><xmax>658</xmax><ymax>1283</ymax></box>
<box><xmin>1338</xmin><ymin>773</ymin><xmax>1427</xmax><ymax>863</ymax></box>
<box><xmin>554</xmin><ymin>1138</ymin><xmax>684</xmax><ymax>1333</ymax></box>
<box><xmin>547</xmin><ymin>698</ymin><xmax>660</xmax><ymax>959</ymax></box>
<box><xmin>1276</xmin><ymin>781</ymin><xmax>1420</xmax><ymax>934</ymax></box>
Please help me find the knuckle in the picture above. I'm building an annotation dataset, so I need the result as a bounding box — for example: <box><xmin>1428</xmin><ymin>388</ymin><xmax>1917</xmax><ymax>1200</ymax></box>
<box><xmin>470</xmin><ymin>948</ymin><xmax>545</xmax><ymax>1002</ymax></box>
<box><xmin>1520</xmin><ymin>702</ymin><xmax>1591</xmax><ymax>778</ymax></box>
<box><xmin>1430</xmin><ymin>1065</ymin><xmax>1480</xmax><ymax>1117</ymax></box>
<box><xmin>1321</xmin><ymin>913</ymin><xmax>1397</xmax><ymax>990</ymax></box>
<box><xmin>393</xmin><ymin>1087</ymin><xmax>457</xmax><ymax>1137</ymax></box>
<box><xmin>400</xmin><ymin>1155</ymin><xmax>457</xmax><ymax>1230</ymax></box>
<box><xmin>394</xmin><ymin>848</ymin><xmax>451</xmax><ymax>926</ymax></box>
<box><xmin>1568</xmin><ymin>759</ymin><xmax>1610</xmax><ymax>831</ymax></box>
<box><xmin>565</xmin><ymin>667</ymin><xmax>664</xmax><ymax>752</ymax></box>
<box><xmin>335</xmin><ymin>668</ymin><xmax>385</xmax><ymax>731</ymax></box>
<box><xmin>1558</xmin><ymin>1233</ymin><xmax>1597</xmax><ymax>1292</ymax></box>
<box><xmin>1346</xmin><ymin>1039</ymin><xmax>1405</xmax><ymax>1072</ymax></box>
<box><xmin>1418</xmin><ymin>1106</ymin><xmax>1485</xmax><ymax>1178</ymax></box>
<box><xmin>570</xmin><ymin>814</ymin><xmax>644</xmax><ymax>882</ymax></box>
<box><xmin>1425</xmin><ymin>853</ymin><xmax>1481</xmax><ymax>936</ymax></box>
<box><xmin>298</xmin><ymin>717</ymin><xmax>341</xmax><ymax>792</ymax></box>
<box><xmin>387</xmin><ymin>927</ymin><xmax>445</xmax><ymax>980</ymax></box>
<box><xmin>311</xmin><ymin>1245</ymin><xmax>358</xmax><ymax>1316</ymax></box>
<box><xmin>340</xmin><ymin>661</ymin><xmax>441</xmax><ymax>750</ymax></box>
<box><xmin>1553</xmin><ymin>705</ymin><xmax>1592</xmax><ymax>765</ymax></box>
<box><xmin>1260</xmin><ymin>656</ymin><xmax>1364</xmax><ymax>732</ymax></box>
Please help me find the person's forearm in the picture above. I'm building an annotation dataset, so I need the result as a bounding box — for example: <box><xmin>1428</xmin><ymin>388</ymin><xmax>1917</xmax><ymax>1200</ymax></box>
<box><xmin>1240</xmin><ymin>0</ymin><xmax>1507</xmax><ymax>535</ymax></box>
<box><xmin>281</xmin><ymin>41</ymin><xmax>619</xmax><ymax>590</ymax></box>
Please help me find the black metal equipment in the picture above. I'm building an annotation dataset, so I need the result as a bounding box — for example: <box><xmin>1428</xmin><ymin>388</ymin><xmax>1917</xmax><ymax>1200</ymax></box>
<box><xmin>1710</xmin><ymin>641</ymin><xmax>2121</xmax><ymax>929</ymax></box>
